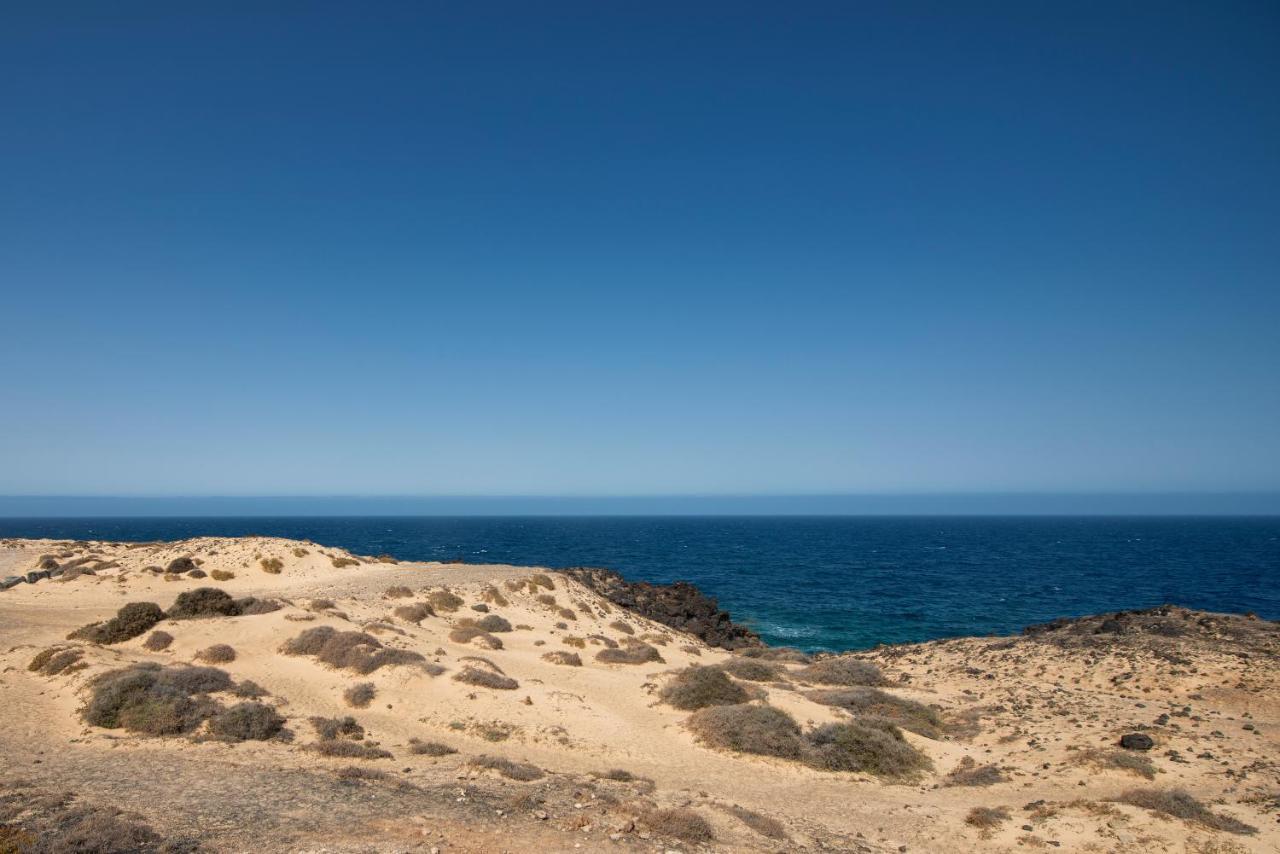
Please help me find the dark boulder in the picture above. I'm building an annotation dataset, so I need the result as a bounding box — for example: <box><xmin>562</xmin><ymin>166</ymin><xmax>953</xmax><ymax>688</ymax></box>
<box><xmin>1119</xmin><ymin>733</ymin><xmax>1154</xmax><ymax>751</ymax></box>
<box><xmin>561</xmin><ymin>567</ymin><xmax>761</xmax><ymax>650</ymax></box>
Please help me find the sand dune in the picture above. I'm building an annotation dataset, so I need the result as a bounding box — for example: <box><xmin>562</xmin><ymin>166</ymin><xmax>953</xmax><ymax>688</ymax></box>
<box><xmin>1</xmin><ymin>536</ymin><xmax>1276</xmax><ymax>852</ymax></box>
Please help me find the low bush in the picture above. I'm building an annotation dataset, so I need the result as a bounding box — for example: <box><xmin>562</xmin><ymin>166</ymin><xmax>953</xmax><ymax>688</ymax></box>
<box><xmin>641</xmin><ymin>808</ymin><xmax>714</xmax><ymax>843</ymax></box>
<box><xmin>798</xmin><ymin>657</ymin><xmax>885</xmax><ymax>687</ymax></box>
<box><xmin>541</xmin><ymin>650</ymin><xmax>582</xmax><ymax>666</ymax></box>
<box><xmin>195</xmin><ymin>644</ymin><xmax>236</xmax><ymax>664</ymax></box>
<box><xmin>596</xmin><ymin>768</ymin><xmax>635</xmax><ymax>782</ymax></box>
<box><xmin>529</xmin><ymin>573</ymin><xmax>555</xmax><ymax>590</ymax></box>
<box><xmin>480</xmin><ymin>585</ymin><xmax>509</xmax><ymax>607</ymax></box>
<box><xmin>807</xmin><ymin>687</ymin><xmax>943</xmax><ymax>738</ymax></box>
<box><xmin>337</xmin><ymin>765</ymin><xmax>393</xmax><ymax>782</ymax></box>
<box><xmin>468</xmin><ymin>755</ymin><xmax>544</xmax><ymax>781</ymax></box>
<box><xmin>473</xmin><ymin>614</ymin><xmax>512</xmax><ymax>633</ymax></box>
<box><xmin>687</xmin><ymin>704</ymin><xmax>807</xmax><ymax>760</ymax></box>
<box><xmin>167</xmin><ymin>588</ymin><xmax>241</xmax><ymax>619</ymax></box>
<box><xmin>231</xmin><ymin>680</ymin><xmax>269</xmax><ymax>698</ymax></box>
<box><xmin>375</xmin><ymin>554</ymin><xmax>399</xmax><ymax>564</ymax></box>
<box><xmin>738</xmin><ymin>646</ymin><xmax>811</xmax><ymax>664</ymax></box>
<box><xmin>28</xmin><ymin>646</ymin><xmax>84</xmax><ymax>676</ymax></box>
<box><xmin>945</xmin><ymin>756</ymin><xmax>1007</xmax><ymax>786</ymax></box>
<box><xmin>208</xmin><ymin>702</ymin><xmax>285</xmax><ymax>741</ymax></box>
<box><xmin>449</xmin><ymin>625</ymin><xmax>504</xmax><ymax>649</ymax></box>
<box><xmin>70</xmin><ymin>602</ymin><xmax>166</xmax><ymax>645</ymax></box>
<box><xmin>965</xmin><ymin>806</ymin><xmax>1010</xmax><ymax>833</ymax></box>
<box><xmin>587</xmin><ymin>634</ymin><xmax>619</xmax><ymax>649</ymax></box>
<box><xmin>1114</xmin><ymin>788</ymin><xmax>1257</xmax><ymax>834</ymax></box>
<box><xmin>719</xmin><ymin>804</ymin><xmax>786</xmax><ymax>840</ymax></box>
<box><xmin>282</xmin><ymin>626</ymin><xmax>431</xmax><ymax>675</ymax></box>
<box><xmin>454</xmin><ymin>666</ymin><xmax>519</xmax><ymax>690</ymax></box>
<box><xmin>393</xmin><ymin>603</ymin><xmax>434</xmax><ymax>623</ymax></box>
<box><xmin>660</xmin><ymin>666</ymin><xmax>750</xmax><ymax>710</ymax></box>
<box><xmin>344</xmin><ymin>682</ymin><xmax>376</xmax><ymax>708</ymax></box>
<box><xmin>330</xmin><ymin>556</ymin><xmax>360</xmax><ymax>568</ymax></box>
<box><xmin>308</xmin><ymin>598</ymin><xmax>337</xmax><ymax>611</ymax></box>
<box><xmin>408</xmin><ymin>738</ymin><xmax>457</xmax><ymax>756</ymax></box>
<box><xmin>310</xmin><ymin>715</ymin><xmax>365</xmax><ymax>740</ymax></box>
<box><xmin>427</xmin><ymin>590</ymin><xmax>464</xmax><ymax>612</ymax></box>
<box><xmin>596</xmin><ymin>643</ymin><xmax>663</xmax><ymax>665</ymax></box>
<box><xmin>82</xmin><ymin>664</ymin><xmax>233</xmax><ymax>735</ymax></box>
<box><xmin>719</xmin><ymin>658</ymin><xmax>782</xmax><ymax>682</ymax></box>
<box><xmin>383</xmin><ymin>585</ymin><xmax>413</xmax><ymax>599</ymax></box>
<box><xmin>806</xmin><ymin>719</ymin><xmax>931</xmax><ymax>778</ymax></box>
<box><xmin>210</xmin><ymin>569</ymin><xmax>235</xmax><ymax>581</ymax></box>
<box><xmin>1077</xmin><ymin>748</ymin><xmax>1156</xmax><ymax>779</ymax></box>
<box><xmin>536</xmin><ymin>594</ymin><xmax>557</xmax><ymax>607</ymax></box>
<box><xmin>315</xmin><ymin>739</ymin><xmax>391</xmax><ymax>759</ymax></box>
<box><xmin>165</xmin><ymin>557</ymin><xmax>197</xmax><ymax>574</ymax></box>
<box><xmin>557</xmin><ymin>607</ymin><xmax>577</xmax><ymax>621</ymax></box>
<box><xmin>259</xmin><ymin>557</ymin><xmax>284</xmax><ymax>574</ymax></box>
<box><xmin>562</xmin><ymin>636</ymin><xmax>586</xmax><ymax>649</ymax></box>
<box><xmin>235</xmin><ymin>596</ymin><xmax>282</xmax><ymax>615</ymax></box>
<box><xmin>292</xmin><ymin>547</ymin><xmax>309</xmax><ymax>557</ymax></box>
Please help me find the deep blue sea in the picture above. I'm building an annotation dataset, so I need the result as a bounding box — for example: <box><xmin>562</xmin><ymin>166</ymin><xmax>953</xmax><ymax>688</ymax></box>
<box><xmin>2</xmin><ymin>516</ymin><xmax>1276</xmax><ymax>651</ymax></box>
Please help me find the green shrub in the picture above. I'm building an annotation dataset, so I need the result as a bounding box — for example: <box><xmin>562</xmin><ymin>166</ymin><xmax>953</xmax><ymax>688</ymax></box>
<box><xmin>660</xmin><ymin>666</ymin><xmax>750</xmax><ymax>710</ymax></box>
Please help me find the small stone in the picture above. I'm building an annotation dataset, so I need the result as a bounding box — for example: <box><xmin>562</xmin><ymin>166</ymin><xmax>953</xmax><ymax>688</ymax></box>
<box><xmin>1119</xmin><ymin>733</ymin><xmax>1154</xmax><ymax>751</ymax></box>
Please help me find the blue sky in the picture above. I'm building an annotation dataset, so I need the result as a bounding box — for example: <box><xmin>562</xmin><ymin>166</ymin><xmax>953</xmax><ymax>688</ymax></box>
<box><xmin>2</xmin><ymin>2</ymin><xmax>1278</xmax><ymax>503</ymax></box>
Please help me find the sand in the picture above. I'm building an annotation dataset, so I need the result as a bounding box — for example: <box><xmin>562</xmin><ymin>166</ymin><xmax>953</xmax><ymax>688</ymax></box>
<box><xmin>1</xmin><ymin>535</ymin><xmax>1276</xmax><ymax>853</ymax></box>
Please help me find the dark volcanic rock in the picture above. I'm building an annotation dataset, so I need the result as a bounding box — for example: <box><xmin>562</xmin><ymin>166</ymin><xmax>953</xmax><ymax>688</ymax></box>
<box><xmin>1021</xmin><ymin>604</ymin><xmax>1280</xmax><ymax>656</ymax></box>
<box><xmin>1120</xmin><ymin>733</ymin><xmax>1154</xmax><ymax>751</ymax></box>
<box><xmin>561</xmin><ymin>567</ymin><xmax>761</xmax><ymax>650</ymax></box>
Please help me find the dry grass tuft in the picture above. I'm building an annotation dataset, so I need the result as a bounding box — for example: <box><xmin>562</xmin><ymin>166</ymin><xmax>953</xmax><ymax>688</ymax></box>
<box><xmin>427</xmin><ymin>590</ymin><xmax>464</xmax><ymax>612</ymax></box>
<box><xmin>408</xmin><ymin>738</ymin><xmax>457</xmax><ymax>756</ymax></box>
<box><xmin>259</xmin><ymin>557</ymin><xmax>284</xmax><ymax>574</ymax></box>
<box><xmin>195</xmin><ymin>644</ymin><xmax>236</xmax><ymax>664</ymax></box>
<box><xmin>330</xmin><ymin>556</ymin><xmax>360</xmax><ymax>568</ymax></box>
<box><xmin>557</xmin><ymin>607</ymin><xmax>577</xmax><ymax>620</ymax></box>
<box><xmin>1114</xmin><ymin>789</ymin><xmax>1256</xmax><ymax>834</ymax></box>
<box><xmin>608</xmin><ymin>620</ymin><xmax>635</xmax><ymax>635</ymax></box>
<box><xmin>382</xmin><ymin>585</ymin><xmax>413</xmax><ymax>599</ymax></box>
<box><xmin>562</xmin><ymin>635</ymin><xmax>587</xmax><ymax>649</ymax></box>
<box><xmin>966</xmin><ymin>806</ymin><xmax>1010</xmax><ymax>834</ymax></box>
<box><xmin>541</xmin><ymin>650</ymin><xmax>583</xmax><ymax>666</ymax></box>
<box><xmin>945</xmin><ymin>756</ymin><xmax>1007</xmax><ymax>786</ymax></box>
<box><xmin>28</xmin><ymin>646</ymin><xmax>85</xmax><ymax>676</ymax></box>
<box><xmin>210</xmin><ymin>569</ymin><xmax>235</xmax><ymax>581</ymax></box>
<box><xmin>314</xmin><ymin>739</ymin><xmax>392</xmax><ymax>759</ymax></box>
<box><xmin>596</xmin><ymin>643</ymin><xmax>664</xmax><ymax>665</ymax></box>
<box><xmin>738</xmin><ymin>646</ymin><xmax>811</xmax><ymax>663</ymax></box>
<box><xmin>480</xmin><ymin>585</ymin><xmax>509</xmax><ymax>607</ymax></box>
<box><xmin>1076</xmin><ymin>748</ymin><xmax>1157</xmax><ymax>779</ymax></box>
<box><xmin>393</xmin><ymin>603</ymin><xmax>434</xmax><ymax>623</ymax></box>
<box><xmin>641</xmin><ymin>807</ymin><xmax>714</xmax><ymax>843</ymax></box>
<box><xmin>449</xmin><ymin>625</ymin><xmax>504</xmax><ymax>649</ymax></box>
<box><xmin>468</xmin><ymin>755</ymin><xmax>544</xmax><ymax>781</ymax></box>
<box><xmin>310</xmin><ymin>715</ymin><xmax>365</xmax><ymax>741</ymax></box>
<box><xmin>529</xmin><ymin>573</ymin><xmax>555</xmax><ymax>590</ymax></box>
<box><xmin>454</xmin><ymin>666</ymin><xmax>519</xmax><ymax>690</ymax></box>
<box><xmin>718</xmin><ymin>803</ymin><xmax>787</xmax><ymax>839</ymax></box>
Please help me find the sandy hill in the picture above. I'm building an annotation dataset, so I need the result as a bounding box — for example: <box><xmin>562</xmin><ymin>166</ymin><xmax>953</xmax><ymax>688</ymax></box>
<box><xmin>1</xmin><ymin>536</ymin><xmax>1276</xmax><ymax>853</ymax></box>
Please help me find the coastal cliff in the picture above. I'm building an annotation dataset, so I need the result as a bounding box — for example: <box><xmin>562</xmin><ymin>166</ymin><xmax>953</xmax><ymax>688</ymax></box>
<box><xmin>1</xmin><ymin>536</ymin><xmax>1276</xmax><ymax>853</ymax></box>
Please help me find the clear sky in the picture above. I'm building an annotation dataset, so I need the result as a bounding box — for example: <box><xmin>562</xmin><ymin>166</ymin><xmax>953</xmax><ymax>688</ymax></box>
<box><xmin>2</xmin><ymin>3</ymin><xmax>1278</xmax><ymax>504</ymax></box>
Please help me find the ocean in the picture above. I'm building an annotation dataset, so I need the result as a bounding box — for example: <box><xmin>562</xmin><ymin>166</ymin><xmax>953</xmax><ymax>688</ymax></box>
<box><xmin>2</xmin><ymin>516</ymin><xmax>1276</xmax><ymax>651</ymax></box>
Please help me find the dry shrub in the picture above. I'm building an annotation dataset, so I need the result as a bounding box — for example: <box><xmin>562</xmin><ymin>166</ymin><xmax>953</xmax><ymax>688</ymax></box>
<box><xmin>69</xmin><ymin>602</ymin><xmax>165</xmax><ymax>645</ymax></box>
<box><xmin>688</xmin><ymin>704</ymin><xmax>807</xmax><ymax>760</ymax></box>
<box><xmin>82</xmin><ymin>664</ymin><xmax>232</xmax><ymax>735</ymax></box>
<box><xmin>195</xmin><ymin>644</ymin><xmax>236</xmax><ymax>664</ymax></box>
<box><xmin>409</xmin><ymin>738</ymin><xmax>457</xmax><ymax>756</ymax></box>
<box><xmin>0</xmin><ymin>787</ymin><xmax>180</xmax><ymax>853</ymax></box>
<box><xmin>596</xmin><ymin>643</ymin><xmax>664</xmax><ymax>665</ymax></box>
<box><xmin>542</xmin><ymin>650</ymin><xmax>582</xmax><ymax>666</ymax></box>
<box><xmin>529</xmin><ymin>573</ymin><xmax>555</xmax><ymax>590</ymax></box>
<box><xmin>719</xmin><ymin>803</ymin><xmax>786</xmax><ymax>839</ymax></box>
<box><xmin>310</xmin><ymin>715</ymin><xmax>365</xmax><ymax>740</ymax></box>
<box><xmin>375</xmin><ymin>554</ymin><xmax>399</xmax><ymax>564</ymax></box>
<box><xmin>210</xmin><ymin>569</ymin><xmax>235</xmax><ymax>581</ymax></box>
<box><xmin>208</xmin><ymin>701</ymin><xmax>285</xmax><ymax>741</ymax></box>
<box><xmin>449</xmin><ymin>625</ymin><xmax>504</xmax><ymax>649</ymax></box>
<box><xmin>660</xmin><ymin>666</ymin><xmax>750</xmax><ymax>710</ymax></box>
<box><xmin>393</xmin><ymin>603</ymin><xmax>434</xmax><ymax>623</ymax></box>
<box><xmin>945</xmin><ymin>756</ymin><xmax>1007</xmax><ymax>786</ymax></box>
<box><xmin>966</xmin><ymin>806</ymin><xmax>1010</xmax><ymax>833</ymax></box>
<box><xmin>719</xmin><ymin>658</ymin><xmax>782</xmax><ymax>682</ymax></box>
<box><xmin>807</xmin><ymin>719</ymin><xmax>931</xmax><ymax>778</ymax></box>
<box><xmin>738</xmin><ymin>646</ymin><xmax>811</xmax><ymax>664</ymax></box>
<box><xmin>141</xmin><ymin>630</ymin><xmax>173</xmax><ymax>652</ymax></box>
<box><xmin>807</xmin><ymin>687</ymin><xmax>943</xmax><ymax>738</ymax></box>
<box><xmin>536</xmin><ymin>593</ymin><xmax>557</xmax><ymax>607</ymax></box>
<box><xmin>608</xmin><ymin>620</ymin><xmax>635</xmax><ymax>635</ymax></box>
<box><xmin>427</xmin><ymin>590</ymin><xmax>464</xmax><ymax>612</ymax></box>
<box><xmin>344</xmin><ymin>682</ymin><xmax>377</xmax><ymax>708</ymax></box>
<box><xmin>557</xmin><ymin>607</ymin><xmax>577</xmax><ymax>621</ymax></box>
<box><xmin>454</xmin><ymin>666</ymin><xmax>519</xmax><ymax>690</ymax></box>
<box><xmin>308</xmin><ymin>598</ymin><xmax>336</xmax><ymax>611</ymax></box>
<box><xmin>639</xmin><ymin>632</ymin><xmax>670</xmax><ymax>647</ymax></box>
<box><xmin>337</xmin><ymin>765</ymin><xmax>392</xmax><ymax>782</ymax></box>
<box><xmin>167</xmin><ymin>587</ymin><xmax>241</xmax><ymax>619</ymax></box>
<box><xmin>798</xmin><ymin>656</ymin><xmax>885</xmax><ymax>686</ymax></box>
<box><xmin>642</xmin><ymin>808</ymin><xmax>714</xmax><ymax>843</ymax></box>
<box><xmin>331</xmin><ymin>556</ymin><xmax>360</xmax><ymax>568</ymax></box>
<box><xmin>468</xmin><ymin>755</ymin><xmax>544</xmax><ymax>781</ymax></box>
<box><xmin>292</xmin><ymin>547</ymin><xmax>309</xmax><ymax>557</ymax></box>
<box><xmin>382</xmin><ymin>585</ymin><xmax>413</xmax><ymax>599</ymax></box>
<box><xmin>281</xmin><ymin>626</ymin><xmax>431</xmax><ymax>674</ymax></box>
<box><xmin>562</xmin><ymin>635</ymin><xmax>586</xmax><ymax>648</ymax></box>
<box><xmin>587</xmin><ymin>634</ymin><xmax>618</xmax><ymax>649</ymax></box>
<box><xmin>232</xmin><ymin>680</ymin><xmax>269</xmax><ymax>698</ymax></box>
<box><xmin>480</xmin><ymin>585</ymin><xmax>509</xmax><ymax>607</ymax></box>
<box><xmin>165</xmin><ymin>557</ymin><xmax>197</xmax><ymax>574</ymax></box>
<box><xmin>680</xmin><ymin>644</ymin><xmax>703</xmax><ymax>657</ymax></box>
<box><xmin>259</xmin><ymin>557</ymin><xmax>284</xmax><ymax>574</ymax></box>
<box><xmin>236</xmin><ymin>596</ymin><xmax>282</xmax><ymax>615</ymax></box>
<box><xmin>315</xmin><ymin>739</ymin><xmax>391</xmax><ymax>759</ymax></box>
<box><xmin>1115</xmin><ymin>789</ymin><xmax>1256</xmax><ymax>834</ymax></box>
<box><xmin>28</xmin><ymin>646</ymin><xmax>84</xmax><ymax>676</ymax></box>
<box><xmin>474</xmin><ymin>614</ymin><xmax>512</xmax><ymax>633</ymax></box>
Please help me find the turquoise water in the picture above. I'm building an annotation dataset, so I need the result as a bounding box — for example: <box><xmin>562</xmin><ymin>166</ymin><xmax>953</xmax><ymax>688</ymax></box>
<box><xmin>2</xmin><ymin>516</ymin><xmax>1276</xmax><ymax>651</ymax></box>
